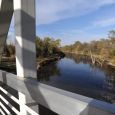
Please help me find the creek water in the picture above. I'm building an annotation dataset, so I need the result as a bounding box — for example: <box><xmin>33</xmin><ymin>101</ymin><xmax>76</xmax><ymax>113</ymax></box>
<box><xmin>38</xmin><ymin>53</ymin><xmax>115</xmax><ymax>103</ymax></box>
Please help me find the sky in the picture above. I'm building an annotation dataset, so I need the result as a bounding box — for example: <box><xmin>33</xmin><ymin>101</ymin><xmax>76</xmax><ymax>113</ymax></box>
<box><xmin>8</xmin><ymin>0</ymin><xmax>115</xmax><ymax>46</ymax></box>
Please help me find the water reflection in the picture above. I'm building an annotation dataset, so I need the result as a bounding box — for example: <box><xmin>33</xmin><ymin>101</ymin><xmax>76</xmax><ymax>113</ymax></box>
<box><xmin>66</xmin><ymin>53</ymin><xmax>115</xmax><ymax>103</ymax></box>
<box><xmin>37</xmin><ymin>61</ymin><xmax>60</xmax><ymax>81</ymax></box>
<box><xmin>37</xmin><ymin>53</ymin><xmax>115</xmax><ymax>104</ymax></box>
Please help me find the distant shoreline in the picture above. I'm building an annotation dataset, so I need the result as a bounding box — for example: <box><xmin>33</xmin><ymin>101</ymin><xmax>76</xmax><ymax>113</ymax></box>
<box><xmin>64</xmin><ymin>51</ymin><xmax>115</xmax><ymax>68</ymax></box>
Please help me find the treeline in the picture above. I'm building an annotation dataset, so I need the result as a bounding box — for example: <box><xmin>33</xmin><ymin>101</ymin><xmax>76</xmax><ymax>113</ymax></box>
<box><xmin>4</xmin><ymin>44</ymin><xmax>15</xmax><ymax>57</ymax></box>
<box><xmin>4</xmin><ymin>37</ymin><xmax>64</xmax><ymax>58</ymax></box>
<box><xmin>62</xmin><ymin>31</ymin><xmax>115</xmax><ymax>63</ymax></box>
<box><xmin>36</xmin><ymin>37</ymin><xmax>64</xmax><ymax>57</ymax></box>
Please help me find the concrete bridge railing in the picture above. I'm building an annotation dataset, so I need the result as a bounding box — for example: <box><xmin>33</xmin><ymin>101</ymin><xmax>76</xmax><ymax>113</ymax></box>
<box><xmin>0</xmin><ymin>85</ymin><xmax>39</xmax><ymax>115</ymax></box>
<box><xmin>0</xmin><ymin>70</ymin><xmax>115</xmax><ymax>115</ymax></box>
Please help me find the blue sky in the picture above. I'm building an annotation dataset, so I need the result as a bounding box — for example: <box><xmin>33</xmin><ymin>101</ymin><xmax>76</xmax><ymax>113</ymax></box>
<box><xmin>8</xmin><ymin>0</ymin><xmax>115</xmax><ymax>46</ymax></box>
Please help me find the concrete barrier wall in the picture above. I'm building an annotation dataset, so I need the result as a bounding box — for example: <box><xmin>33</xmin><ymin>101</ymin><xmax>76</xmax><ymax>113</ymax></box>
<box><xmin>0</xmin><ymin>70</ymin><xmax>115</xmax><ymax>115</ymax></box>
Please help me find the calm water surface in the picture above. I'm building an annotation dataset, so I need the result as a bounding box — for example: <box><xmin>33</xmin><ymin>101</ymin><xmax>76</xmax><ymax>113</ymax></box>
<box><xmin>38</xmin><ymin>54</ymin><xmax>115</xmax><ymax>103</ymax></box>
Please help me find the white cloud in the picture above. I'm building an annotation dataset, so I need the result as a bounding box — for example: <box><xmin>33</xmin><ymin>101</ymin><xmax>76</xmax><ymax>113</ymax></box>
<box><xmin>93</xmin><ymin>18</ymin><xmax>115</xmax><ymax>27</ymax></box>
<box><xmin>8</xmin><ymin>0</ymin><xmax>115</xmax><ymax>45</ymax></box>
<box><xmin>36</xmin><ymin>0</ymin><xmax>115</xmax><ymax>25</ymax></box>
<box><xmin>52</xmin><ymin>28</ymin><xmax>107</xmax><ymax>45</ymax></box>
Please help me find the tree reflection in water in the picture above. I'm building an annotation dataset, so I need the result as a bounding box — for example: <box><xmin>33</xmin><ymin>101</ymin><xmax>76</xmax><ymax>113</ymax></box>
<box><xmin>102</xmin><ymin>67</ymin><xmax>115</xmax><ymax>103</ymax></box>
<box><xmin>37</xmin><ymin>61</ymin><xmax>60</xmax><ymax>81</ymax></box>
<box><xmin>66</xmin><ymin>53</ymin><xmax>115</xmax><ymax>103</ymax></box>
<box><xmin>37</xmin><ymin>53</ymin><xmax>115</xmax><ymax>104</ymax></box>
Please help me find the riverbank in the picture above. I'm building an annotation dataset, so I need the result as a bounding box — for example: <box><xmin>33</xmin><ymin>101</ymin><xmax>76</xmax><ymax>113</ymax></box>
<box><xmin>64</xmin><ymin>51</ymin><xmax>115</xmax><ymax>68</ymax></box>
<box><xmin>0</xmin><ymin>57</ymin><xmax>16</xmax><ymax>73</ymax></box>
<box><xmin>37</xmin><ymin>51</ymin><xmax>65</xmax><ymax>69</ymax></box>
<box><xmin>37</xmin><ymin>56</ymin><xmax>61</xmax><ymax>69</ymax></box>
<box><xmin>0</xmin><ymin>53</ymin><xmax>65</xmax><ymax>71</ymax></box>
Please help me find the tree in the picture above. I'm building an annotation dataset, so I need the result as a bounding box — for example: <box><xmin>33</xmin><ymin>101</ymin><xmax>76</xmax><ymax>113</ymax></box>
<box><xmin>35</xmin><ymin>36</ymin><xmax>62</xmax><ymax>57</ymax></box>
<box><xmin>109</xmin><ymin>30</ymin><xmax>115</xmax><ymax>39</ymax></box>
<box><xmin>111</xmin><ymin>49</ymin><xmax>115</xmax><ymax>56</ymax></box>
<box><xmin>36</xmin><ymin>37</ymin><xmax>44</xmax><ymax>57</ymax></box>
<box><xmin>109</xmin><ymin>30</ymin><xmax>115</xmax><ymax>46</ymax></box>
<box><xmin>61</xmin><ymin>30</ymin><xmax>115</xmax><ymax>61</ymax></box>
<box><xmin>5</xmin><ymin>44</ymin><xmax>15</xmax><ymax>57</ymax></box>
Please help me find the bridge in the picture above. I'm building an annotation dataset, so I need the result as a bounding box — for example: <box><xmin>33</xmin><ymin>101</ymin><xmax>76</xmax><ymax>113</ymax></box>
<box><xmin>0</xmin><ymin>0</ymin><xmax>115</xmax><ymax>115</ymax></box>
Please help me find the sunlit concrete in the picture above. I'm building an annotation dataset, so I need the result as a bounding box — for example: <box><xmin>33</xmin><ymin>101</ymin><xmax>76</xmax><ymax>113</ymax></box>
<box><xmin>0</xmin><ymin>70</ymin><xmax>115</xmax><ymax>115</ymax></box>
<box><xmin>13</xmin><ymin>0</ymin><xmax>37</xmax><ymax>78</ymax></box>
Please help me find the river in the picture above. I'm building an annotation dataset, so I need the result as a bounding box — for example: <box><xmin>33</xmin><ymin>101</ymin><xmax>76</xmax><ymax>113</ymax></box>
<box><xmin>37</xmin><ymin>53</ymin><xmax>115</xmax><ymax>104</ymax></box>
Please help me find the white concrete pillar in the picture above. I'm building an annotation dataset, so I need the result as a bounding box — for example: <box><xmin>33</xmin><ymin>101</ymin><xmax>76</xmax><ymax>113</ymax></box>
<box><xmin>13</xmin><ymin>0</ymin><xmax>37</xmax><ymax>78</ymax></box>
<box><xmin>0</xmin><ymin>0</ymin><xmax>13</xmax><ymax>60</ymax></box>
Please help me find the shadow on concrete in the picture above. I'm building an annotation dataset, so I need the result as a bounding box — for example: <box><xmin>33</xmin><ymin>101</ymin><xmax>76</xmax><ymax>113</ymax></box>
<box><xmin>14</xmin><ymin>9</ymin><xmax>58</xmax><ymax>114</ymax></box>
<box><xmin>0</xmin><ymin>4</ymin><xmax>58</xmax><ymax>114</ymax></box>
